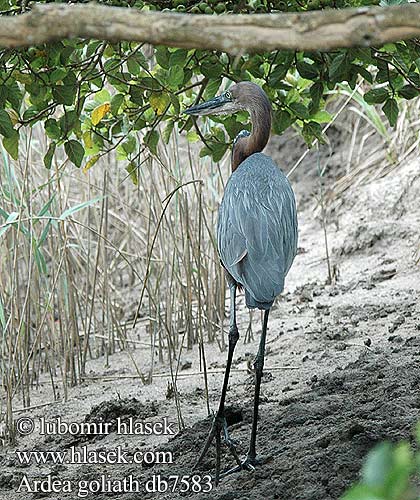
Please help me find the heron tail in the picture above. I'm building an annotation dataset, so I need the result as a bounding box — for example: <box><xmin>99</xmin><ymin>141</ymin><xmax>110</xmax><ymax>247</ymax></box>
<box><xmin>245</xmin><ymin>289</ymin><xmax>273</xmax><ymax>310</ymax></box>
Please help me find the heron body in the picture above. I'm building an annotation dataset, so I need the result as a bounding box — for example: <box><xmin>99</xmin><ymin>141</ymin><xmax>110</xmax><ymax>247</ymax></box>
<box><xmin>185</xmin><ymin>81</ymin><xmax>298</xmax><ymax>482</ymax></box>
<box><xmin>217</xmin><ymin>151</ymin><xmax>297</xmax><ymax>310</ymax></box>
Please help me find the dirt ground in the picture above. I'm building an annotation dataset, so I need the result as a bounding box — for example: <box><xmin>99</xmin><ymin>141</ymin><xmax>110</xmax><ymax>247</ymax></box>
<box><xmin>1</xmin><ymin>123</ymin><xmax>420</xmax><ymax>500</ymax></box>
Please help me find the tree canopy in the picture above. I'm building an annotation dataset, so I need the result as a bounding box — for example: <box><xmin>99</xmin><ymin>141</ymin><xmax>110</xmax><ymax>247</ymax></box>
<box><xmin>0</xmin><ymin>0</ymin><xmax>419</xmax><ymax>176</ymax></box>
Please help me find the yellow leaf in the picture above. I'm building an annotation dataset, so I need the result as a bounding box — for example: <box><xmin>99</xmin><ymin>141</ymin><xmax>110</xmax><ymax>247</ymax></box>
<box><xmin>91</xmin><ymin>102</ymin><xmax>110</xmax><ymax>126</ymax></box>
<box><xmin>7</xmin><ymin>109</ymin><xmax>19</xmax><ymax>126</ymax></box>
<box><xmin>82</xmin><ymin>130</ymin><xmax>93</xmax><ymax>149</ymax></box>
<box><xmin>82</xmin><ymin>154</ymin><xmax>100</xmax><ymax>174</ymax></box>
<box><xmin>186</xmin><ymin>130</ymin><xmax>199</xmax><ymax>143</ymax></box>
<box><xmin>149</xmin><ymin>93</ymin><xmax>170</xmax><ymax>115</ymax></box>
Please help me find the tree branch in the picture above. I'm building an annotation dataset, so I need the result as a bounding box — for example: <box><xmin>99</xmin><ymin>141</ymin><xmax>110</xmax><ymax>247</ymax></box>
<box><xmin>0</xmin><ymin>3</ymin><xmax>419</xmax><ymax>52</ymax></box>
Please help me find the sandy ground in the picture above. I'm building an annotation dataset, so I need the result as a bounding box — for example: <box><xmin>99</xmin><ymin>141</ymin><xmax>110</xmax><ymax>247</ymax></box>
<box><xmin>1</xmin><ymin>128</ymin><xmax>420</xmax><ymax>500</ymax></box>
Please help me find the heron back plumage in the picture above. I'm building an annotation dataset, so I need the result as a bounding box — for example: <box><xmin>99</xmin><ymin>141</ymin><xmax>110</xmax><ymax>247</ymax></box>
<box><xmin>217</xmin><ymin>152</ymin><xmax>298</xmax><ymax>310</ymax></box>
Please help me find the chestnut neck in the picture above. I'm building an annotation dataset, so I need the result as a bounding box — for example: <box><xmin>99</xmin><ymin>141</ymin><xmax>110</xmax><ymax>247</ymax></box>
<box><xmin>231</xmin><ymin>99</ymin><xmax>271</xmax><ymax>172</ymax></box>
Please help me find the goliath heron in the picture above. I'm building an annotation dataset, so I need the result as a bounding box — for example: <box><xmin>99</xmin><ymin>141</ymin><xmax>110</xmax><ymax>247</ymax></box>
<box><xmin>185</xmin><ymin>81</ymin><xmax>298</xmax><ymax>482</ymax></box>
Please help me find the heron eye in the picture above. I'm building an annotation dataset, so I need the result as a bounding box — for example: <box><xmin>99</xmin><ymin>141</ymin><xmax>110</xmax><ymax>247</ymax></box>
<box><xmin>225</xmin><ymin>91</ymin><xmax>232</xmax><ymax>100</ymax></box>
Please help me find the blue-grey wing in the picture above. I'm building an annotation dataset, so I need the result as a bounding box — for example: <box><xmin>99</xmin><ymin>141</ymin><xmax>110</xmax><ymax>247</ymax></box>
<box><xmin>217</xmin><ymin>153</ymin><xmax>297</xmax><ymax>308</ymax></box>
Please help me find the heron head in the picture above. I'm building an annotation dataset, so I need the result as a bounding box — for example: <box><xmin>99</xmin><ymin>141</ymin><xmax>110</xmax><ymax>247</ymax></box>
<box><xmin>184</xmin><ymin>82</ymin><xmax>271</xmax><ymax>118</ymax></box>
<box><xmin>184</xmin><ymin>82</ymin><xmax>258</xmax><ymax>117</ymax></box>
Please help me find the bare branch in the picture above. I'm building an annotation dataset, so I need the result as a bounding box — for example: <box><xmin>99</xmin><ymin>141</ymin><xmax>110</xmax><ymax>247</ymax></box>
<box><xmin>0</xmin><ymin>3</ymin><xmax>419</xmax><ymax>52</ymax></box>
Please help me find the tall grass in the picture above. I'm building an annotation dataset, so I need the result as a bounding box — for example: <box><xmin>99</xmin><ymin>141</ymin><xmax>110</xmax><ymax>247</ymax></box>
<box><xmin>326</xmin><ymin>87</ymin><xmax>420</xmax><ymax>200</ymax></box>
<box><xmin>0</xmin><ymin>124</ymin><xmax>227</xmax><ymax>441</ymax></box>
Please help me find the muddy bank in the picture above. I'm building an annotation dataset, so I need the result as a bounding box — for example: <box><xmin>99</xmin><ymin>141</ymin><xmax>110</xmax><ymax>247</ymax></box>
<box><xmin>2</xmin><ymin>341</ymin><xmax>420</xmax><ymax>500</ymax></box>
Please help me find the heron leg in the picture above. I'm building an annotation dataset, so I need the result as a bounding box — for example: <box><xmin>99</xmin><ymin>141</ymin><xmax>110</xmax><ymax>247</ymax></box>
<box><xmin>248</xmin><ymin>308</ymin><xmax>269</xmax><ymax>461</ymax></box>
<box><xmin>220</xmin><ymin>308</ymin><xmax>270</xmax><ymax>478</ymax></box>
<box><xmin>194</xmin><ymin>284</ymin><xmax>241</xmax><ymax>483</ymax></box>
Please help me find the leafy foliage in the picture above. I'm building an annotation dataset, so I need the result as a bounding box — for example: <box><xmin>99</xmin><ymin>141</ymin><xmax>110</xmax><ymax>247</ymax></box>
<box><xmin>0</xmin><ymin>0</ymin><xmax>419</xmax><ymax>170</ymax></box>
<box><xmin>342</xmin><ymin>425</ymin><xmax>420</xmax><ymax>500</ymax></box>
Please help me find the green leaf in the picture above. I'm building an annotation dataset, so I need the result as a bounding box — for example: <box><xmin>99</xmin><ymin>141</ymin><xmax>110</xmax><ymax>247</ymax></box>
<box><xmin>0</xmin><ymin>86</ymin><xmax>7</xmax><ymax>107</ymax></box>
<box><xmin>382</xmin><ymin>98</ymin><xmax>399</xmax><ymax>127</ymax></box>
<box><xmin>23</xmin><ymin>107</ymin><xmax>40</xmax><ymax>124</ymax></box>
<box><xmin>364</xmin><ymin>88</ymin><xmax>389</xmax><ymax>105</ymax></box>
<box><xmin>94</xmin><ymin>88</ymin><xmax>111</xmax><ymax>104</ymax></box>
<box><xmin>380</xmin><ymin>0</ymin><xmax>407</xmax><ymax>5</ymax></box>
<box><xmin>44</xmin><ymin>142</ymin><xmax>56</xmax><ymax>169</ymax></box>
<box><xmin>125</xmin><ymin>162</ymin><xmax>138</xmax><ymax>185</ymax></box>
<box><xmin>384</xmin><ymin>443</ymin><xmax>412</xmax><ymax>499</ymax></box>
<box><xmin>168</xmin><ymin>65</ymin><xmax>184</xmax><ymax>89</ymax></box>
<box><xmin>59</xmin><ymin>110</ymin><xmax>79</xmax><ymax>136</ymax></box>
<box><xmin>169</xmin><ymin>49</ymin><xmax>188</xmax><ymax>67</ymax></box>
<box><xmin>341</xmin><ymin>484</ymin><xmax>383</xmax><ymax>500</ymax></box>
<box><xmin>268</xmin><ymin>65</ymin><xmax>289</xmax><ymax>87</ymax></box>
<box><xmin>296</xmin><ymin>61</ymin><xmax>319</xmax><ymax>80</ymax></box>
<box><xmin>6</xmin><ymin>211</ymin><xmax>19</xmax><ymax>224</ymax></box>
<box><xmin>38</xmin><ymin>219</ymin><xmax>52</xmax><ymax>247</ymax></box>
<box><xmin>6</xmin><ymin>82</ymin><xmax>23</xmax><ymax>112</ymax></box>
<box><xmin>203</xmin><ymin>79</ymin><xmax>222</xmax><ymax>100</ymax></box>
<box><xmin>144</xmin><ymin>130</ymin><xmax>159</xmax><ymax>156</ymax></box>
<box><xmin>44</xmin><ymin>119</ymin><xmax>61</xmax><ymax>140</ymax></box>
<box><xmin>122</xmin><ymin>135</ymin><xmax>137</xmax><ymax>155</ymax></box>
<box><xmin>49</xmin><ymin>68</ymin><xmax>67</xmax><ymax>83</ymax></box>
<box><xmin>223</xmin><ymin>116</ymin><xmax>249</xmax><ymax>140</ymax></box>
<box><xmin>199</xmin><ymin>145</ymin><xmax>212</xmax><ymax>159</ymax></box>
<box><xmin>398</xmin><ymin>85</ymin><xmax>419</xmax><ymax>100</ymax></box>
<box><xmin>310</xmin><ymin>110</ymin><xmax>332</xmax><ymax>123</ymax></box>
<box><xmin>137</xmin><ymin>77</ymin><xmax>161</xmax><ymax>91</ymax></box>
<box><xmin>289</xmin><ymin>102</ymin><xmax>309</xmax><ymax>120</ymax></box>
<box><xmin>0</xmin><ymin>211</ymin><xmax>18</xmax><ymax>239</ymax></box>
<box><xmin>59</xmin><ymin>196</ymin><xmax>103</xmax><ymax>220</ymax></box>
<box><xmin>302</xmin><ymin>121</ymin><xmax>325</xmax><ymax>147</ymax></box>
<box><xmin>357</xmin><ymin>66</ymin><xmax>373</xmax><ymax>84</ymax></box>
<box><xmin>209</xmin><ymin>142</ymin><xmax>228</xmax><ymax>162</ymax></box>
<box><xmin>110</xmin><ymin>93</ymin><xmax>124</xmax><ymax>115</ymax></box>
<box><xmin>34</xmin><ymin>246</ymin><xmax>47</xmax><ymax>275</ymax></box>
<box><xmin>329</xmin><ymin>53</ymin><xmax>347</xmax><ymax>81</ymax></box>
<box><xmin>2</xmin><ymin>130</ymin><xmax>19</xmax><ymax>160</ymax></box>
<box><xmin>200</xmin><ymin>61</ymin><xmax>223</xmax><ymax>79</ymax></box>
<box><xmin>64</xmin><ymin>139</ymin><xmax>85</xmax><ymax>168</ymax></box>
<box><xmin>310</xmin><ymin>82</ymin><xmax>323</xmax><ymax>107</ymax></box>
<box><xmin>129</xmin><ymin>86</ymin><xmax>144</xmax><ymax>105</ymax></box>
<box><xmin>361</xmin><ymin>442</ymin><xmax>394</xmax><ymax>490</ymax></box>
<box><xmin>155</xmin><ymin>47</ymin><xmax>170</xmax><ymax>69</ymax></box>
<box><xmin>52</xmin><ymin>84</ymin><xmax>76</xmax><ymax>106</ymax></box>
<box><xmin>273</xmin><ymin>110</ymin><xmax>293</xmax><ymax>134</ymax></box>
<box><xmin>38</xmin><ymin>196</ymin><xmax>56</xmax><ymax>217</ymax></box>
<box><xmin>162</xmin><ymin>121</ymin><xmax>174</xmax><ymax>144</ymax></box>
<box><xmin>170</xmin><ymin>94</ymin><xmax>180</xmax><ymax>115</ymax></box>
<box><xmin>0</xmin><ymin>109</ymin><xmax>15</xmax><ymax>138</ymax></box>
<box><xmin>0</xmin><ymin>223</ymin><xmax>10</xmax><ymax>240</ymax></box>
<box><xmin>186</xmin><ymin>130</ymin><xmax>200</xmax><ymax>143</ymax></box>
<box><xmin>127</xmin><ymin>56</ymin><xmax>141</xmax><ymax>76</ymax></box>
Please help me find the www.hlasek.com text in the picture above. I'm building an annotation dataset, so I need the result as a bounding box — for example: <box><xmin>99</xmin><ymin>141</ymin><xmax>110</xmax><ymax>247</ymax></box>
<box><xmin>16</xmin><ymin>445</ymin><xmax>173</xmax><ymax>466</ymax></box>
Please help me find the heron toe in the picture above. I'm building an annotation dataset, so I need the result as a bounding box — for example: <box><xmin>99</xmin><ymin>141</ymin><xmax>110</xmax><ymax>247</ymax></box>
<box><xmin>220</xmin><ymin>453</ymin><xmax>269</xmax><ymax>479</ymax></box>
<box><xmin>194</xmin><ymin>412</ymin><xmax>242</xmax><ymax>484</ymax></box>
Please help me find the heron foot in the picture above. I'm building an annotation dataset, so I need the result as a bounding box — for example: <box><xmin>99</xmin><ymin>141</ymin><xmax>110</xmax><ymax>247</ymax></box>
<box><xmin>219</xmin><ymin>454</ymin><xmax>263</xmax><ymax>479</ymax></box>
<box><xmin>194</xmin><ymin>412</ymin><xmax>242</xmax><ymax>484</ymax></box>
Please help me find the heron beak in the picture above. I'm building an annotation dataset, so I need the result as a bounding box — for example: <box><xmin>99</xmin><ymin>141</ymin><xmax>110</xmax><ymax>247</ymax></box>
<box><xmin>184</xmin><ymin>94</ymin><xmax>233</xmax><ymax>116</ymax></box>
